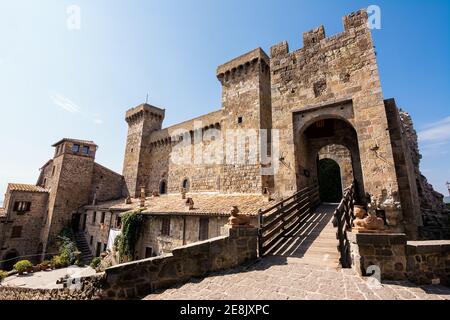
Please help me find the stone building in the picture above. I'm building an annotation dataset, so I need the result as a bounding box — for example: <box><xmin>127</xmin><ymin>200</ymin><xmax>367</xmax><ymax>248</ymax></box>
<box><xmin>1</xmin><ymin>9</ymin><xmax>448</xmax><ymax>270</ymax></box>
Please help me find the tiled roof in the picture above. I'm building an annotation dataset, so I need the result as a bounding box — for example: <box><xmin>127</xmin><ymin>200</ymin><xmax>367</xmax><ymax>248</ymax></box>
<box><xmin>52</xmin><ymin>138</ymin><xmax>97</xmax><ymax>147</ymax></box>
<box><xmin>8</xmin><ymin>183</ymin><xmax>49</xmax><ymax>193</ymax></box>
<box><xmin>88</xmin><ymin>193</ymin><xmax>275</xmax><ymax>217</ymax></box>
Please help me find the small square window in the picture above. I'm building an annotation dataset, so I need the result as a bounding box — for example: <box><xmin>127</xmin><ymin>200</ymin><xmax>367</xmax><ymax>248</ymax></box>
<box><xmin>238</xmin><ymin>116</ymin><xmax>243</xmax><ymax>124</ymax></box>
<box><xmin>11</xmin><ymin>226</ymin><xmax>23</xmax><ymax>238</ymax></box>
<box><xmin>82</xmin><ymin>146</ymin><xmax>90</xmax><ymax>155</ymax></box>
<box><xmin>72</xmin><ymin>144</ymin><xmax>80</xmax><ymax>153</ymax></box>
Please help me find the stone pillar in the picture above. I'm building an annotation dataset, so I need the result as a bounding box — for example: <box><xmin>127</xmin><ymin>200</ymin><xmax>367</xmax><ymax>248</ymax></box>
<box><xmin>348</xmin><ymin>232</ymin><xmax>407</xmax><ymax>281</ymax></box>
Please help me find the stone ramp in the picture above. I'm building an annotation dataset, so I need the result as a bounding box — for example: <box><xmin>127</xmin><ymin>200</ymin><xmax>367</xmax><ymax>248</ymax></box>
<box><xmin>267</xmin><ymin>204</ymin><xmax>340</xmax><ymax>268</ymax></box>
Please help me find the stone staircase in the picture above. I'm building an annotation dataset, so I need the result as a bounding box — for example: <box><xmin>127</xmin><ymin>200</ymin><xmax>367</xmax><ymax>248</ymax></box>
<box><xmin>74</xmin><ymin>232</ymin><xmax>93</xmax><ymax>266</ymax></box>
<box><xmin>268</xmin><ymin>204</ymin><xmax>340</xmax><ymax>268</ymax></box>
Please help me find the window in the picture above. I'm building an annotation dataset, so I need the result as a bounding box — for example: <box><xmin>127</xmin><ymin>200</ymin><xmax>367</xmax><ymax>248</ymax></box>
<box><xmin>238</xmin><ymin>116</ymin><xmax>243</xmax><ymax>124</ymax></box>
<box><xmin>161</xmin><ymin>218</ymin><xmax>170</xmax><ymax>236</ymax></box>
<box><xmin>90</xmin><ymin>236</ymin><xmax>93</xmax><ymax>245</ymax></box>
<box><xmin>82</xmin><ymin>146</ymin><xmax>90</xmax><ymax>155</ymax></box>
<box><xmin>11</xmin><ymin>226</ymin><xmax>22</xmax><ymax>238</ymax></box>
<box><xmin>72</xmin><ymin>144</ymin><xmax>80</xmax><ymax>153</ymax></box>
<box><xmin>182</xmin><ymin>179</ymin><xmax>190</xmax><ymax>191</ymax></box>
<box><xmin>100</xmin><ymin>212</ymin><xmax>106</xmax><ymax>224</ymax></box>
<box><xmin>92</xmin><ymin>211</ymin><xmax>97</xmax><ymax>224</ymax></box>
<box><xmin>13</xmin><ymin>201</ymin><xmax>31</xmax><ymax>213</ymax></box>
<box><xmin>199</xmin><ymin>218</ymin><xmax>209</xmax><ymax>241</ymax></box>
<box><xmin>103</xmin><ymin>243</ymin><xmax>107</xmax><ymax>252</ymax></box>
<box><xmin>145</xmin><ymin>247</ymin><xmax>153</xmax><ymax>258</ymax></box>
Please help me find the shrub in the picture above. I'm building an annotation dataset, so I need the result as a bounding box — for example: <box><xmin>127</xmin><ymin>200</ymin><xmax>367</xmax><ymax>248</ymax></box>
<box><xmin>0</xmin><ymin>270</ymin><xmax>7</xmax><ymax>283</ymax></box>
<box><xmin>90</xmin><ymin>257</ymin><xmax>101</xmax><ymax>269</ymax></box>
<box><xmin>51</xmin><ymin>255</ymin><xmax>68</xmax><ymax>269</ymax></box>
<box><xmin>13</xmin><ymin>260</ymin><xmax>33</xmax><ymax>273</ymax></box>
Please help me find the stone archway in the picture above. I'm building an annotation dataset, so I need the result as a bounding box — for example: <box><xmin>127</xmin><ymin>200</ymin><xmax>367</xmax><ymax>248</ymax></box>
<box><xmin>294</xmin><ymin>116</ymin><xmax>364</xmax><ymax>201</ymax></box>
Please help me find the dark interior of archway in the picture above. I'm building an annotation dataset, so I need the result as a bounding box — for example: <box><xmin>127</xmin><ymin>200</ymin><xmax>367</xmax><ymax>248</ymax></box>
<box><xmin>159</xmin><ymin>181</ymin><xmax>167</xmax><ymax>195</ymax></box>
<box><xmin>318</xmin><ymin>158</ymin><xmax>343</xmax><ymax>203</ymax></box>
<box><xmin>2</xmin><ymin>251</ymin><xmax>19</xmax><ymax>271</ymax></box>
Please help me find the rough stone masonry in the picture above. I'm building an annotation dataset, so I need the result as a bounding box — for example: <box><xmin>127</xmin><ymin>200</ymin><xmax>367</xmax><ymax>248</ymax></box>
<box><xmin>0</xmin><ymin>8</ymin><xmax>448</xmax><ymax>272</ymax></box>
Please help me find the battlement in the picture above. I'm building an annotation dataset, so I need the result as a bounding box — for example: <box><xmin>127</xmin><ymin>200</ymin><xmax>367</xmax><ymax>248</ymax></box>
<box><xmin>271</xmin><ymin>9</ymin><xmax>369</xmax><ymax>58</ymax></box>
<box><xmin>125</xmin><ymin>103</ymin><xmax>165</xmax><ymax>124</ymax></box>
<box><xmin>216</xmin><ymin>48</ymin><xmax>270</xmax><ymax>83</ymax></box>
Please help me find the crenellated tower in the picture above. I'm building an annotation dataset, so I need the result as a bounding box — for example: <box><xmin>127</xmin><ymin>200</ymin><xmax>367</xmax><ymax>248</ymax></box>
<box><xmin>216</xmin><ymin>48</ymin><xmax>273</xmax><ymax>194</ymax></box>
<box><xmin>123</xmin><ymin>103</ymin><xmax>165</xmax><ymax>197</ymax></box>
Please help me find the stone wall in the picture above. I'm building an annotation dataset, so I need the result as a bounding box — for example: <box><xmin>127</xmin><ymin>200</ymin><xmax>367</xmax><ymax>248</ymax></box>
<box><xmin>398</xmin><ymin>109</ymin><xmax>450</xmax><ymax>239</ymax></box>
<box><xmin>91</xmin><ymin>163</ymin><xmax>125</xmax><ymax>203</ymax></box>
<box><xmin>0</xmin><ymin>273</ymin><xmax>105</xmax><ymax>300</ymax></box>
<box><xmin>102</xmin><ymin>225</ymin><xmax>258</xmax><ymax>299</ymax></box>
<box><xmin>0</xmin><ymin>190</ymin><xmax>49</xmax><ymax>267</ymax></box>
<box><xmin>318</xmin><ymin>144</ymin><xmax>354</xmax><ymax>191</ymax></box>
<box><xmin>135</xmin><ymin>215</ymin><xmax>257</xmax><ymax>258</ymax></box>
<box><xmin>406</xmin><ymin>241</ymin><xmax>450</xmax><ymax>285</ymax></box>
<box><xmin>349</xmin><ymin>232</ymin><xmax>450</xmax><ymax>285</ymax></box>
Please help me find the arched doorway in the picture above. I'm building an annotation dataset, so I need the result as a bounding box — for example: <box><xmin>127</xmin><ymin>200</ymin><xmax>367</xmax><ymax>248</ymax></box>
<box><xmin>318</xmin><ymin>158</ymin><xmax>343</xmax><ymax>203</ymax></box>
<box><xmin>1</xmin><ymin>249</ymin><xmax>19</xmax><ymax>271</ymax></box>
<box><xmin>159</xmin><ymin>180</ymin><xmax>167</xmax><ymax>195</ymax></box>
<box><xmin>293</xmin><ymin>115</ymin><xmax>365</xmax><ymax>201</ymax></box>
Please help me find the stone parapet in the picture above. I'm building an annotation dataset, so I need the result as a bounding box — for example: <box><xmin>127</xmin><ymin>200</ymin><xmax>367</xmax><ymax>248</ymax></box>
<box><xmin>101</xmin><ymin>225</ymin><xmax>258</xmax><ymax>299</ymax></box>
<box><xmin>349</xmin><ymin>232</ymin><xmax>450</xmax><ymax>285</ymax></box>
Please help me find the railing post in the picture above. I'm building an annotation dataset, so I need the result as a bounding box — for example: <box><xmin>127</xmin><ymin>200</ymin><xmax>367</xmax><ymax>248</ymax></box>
<box><xmin>258</xmin><ymin>209</ymin><xmax>263</xmax><ymax>257</ymax></box>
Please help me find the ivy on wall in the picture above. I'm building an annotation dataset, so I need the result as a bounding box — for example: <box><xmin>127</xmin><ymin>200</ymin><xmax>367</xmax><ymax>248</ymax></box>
<box><xmin>115</xmin><ymin>209</ymin><xmax>144</xmax><ymax>261</ymax></box>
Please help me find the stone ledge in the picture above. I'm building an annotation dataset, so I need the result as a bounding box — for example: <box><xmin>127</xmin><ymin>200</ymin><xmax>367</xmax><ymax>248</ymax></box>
<box><xmin>406</xmin><ymin>240</ymin><xmax>450</xmax><ymax>255</ymax></box>
<box><xmin>348</xmin><ymin>232</ymin><xmax>407</xmax><ymax>246</ymax></box>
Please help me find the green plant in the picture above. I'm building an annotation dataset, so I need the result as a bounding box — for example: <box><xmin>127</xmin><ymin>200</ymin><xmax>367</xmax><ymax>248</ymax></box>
<box><xmin>90</xmin><ymin>257</ymin><xmax>102</xmax><ymax>269</ymax></box>
<box><xmin>116</xmin><ymin>209</ymin><xmax>144</xmax><ymax>260</ymax></box>
<box><xmin>0</xmin><ymin>270</ymin><xmax>7</xmax><ymax>283</ymax></box>
<box><xmin>51</xmin><ymin>255</ymin><xmax>68</xmax><ymax>269</ymax></box>
<box><xmin>13</xmin><ymin>260</ymin><xmax>33</xmax><ymax>274</ymax></box>
<box><xmin>56</xmin><ymin>227</ymin><xmax>78</xmax><ymax>266</ymax></box>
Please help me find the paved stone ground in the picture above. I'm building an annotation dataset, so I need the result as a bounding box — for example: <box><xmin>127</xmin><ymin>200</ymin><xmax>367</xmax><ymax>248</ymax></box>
<box><xmin>145</xmin><ymin>257</ymin><xmax>450</xmax><ymax>300</ymax></box>
<box><xmin>1</xmin><ymin>266</ymin><xmax>95</xmax><ymax>289</ymax></box>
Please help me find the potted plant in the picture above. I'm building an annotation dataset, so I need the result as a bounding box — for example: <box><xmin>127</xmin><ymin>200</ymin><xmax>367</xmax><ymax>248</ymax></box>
<box><xmin>13</xmin><ymin>260</ymin><xmax>33</xmax><ymax>275</ymax></box>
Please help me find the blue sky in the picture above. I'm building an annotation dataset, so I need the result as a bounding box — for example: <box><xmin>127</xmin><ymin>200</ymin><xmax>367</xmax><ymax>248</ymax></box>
<box><xmin>0</xmin><ymin>0</ymin><xmax>449</xmax><ymax>199</ymax></box>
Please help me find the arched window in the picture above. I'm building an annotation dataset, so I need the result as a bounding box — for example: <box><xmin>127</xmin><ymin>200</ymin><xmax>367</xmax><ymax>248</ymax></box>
<box><xmin>159</xmin><ymin>180</ymin><xmax>167</xmax><ymax>195</ymax></box>
<box><xmin>182</xmin><ymin>178</ymin><xmax>190</xmax><ymax>191</ymax></box>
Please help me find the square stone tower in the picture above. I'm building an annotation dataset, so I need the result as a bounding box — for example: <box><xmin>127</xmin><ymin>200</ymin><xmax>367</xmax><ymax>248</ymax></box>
<box><xmin>123</xmin><ymin>103</ymin><xmax>165</xmax><ymax>197</ymax></box>
<box><xmin>40</xmin><ymin>138</ymin><xmax>98</xmax><ymax>255</ymax></box>
<box><xmin>216</xmin><ymin>48</ymin><xmax>274</xmax><ymax>194</ymax></box>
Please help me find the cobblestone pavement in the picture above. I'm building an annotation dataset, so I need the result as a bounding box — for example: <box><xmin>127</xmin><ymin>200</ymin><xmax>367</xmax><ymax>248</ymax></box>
<box><xmin>144</xmin><ymin>257</ymin><xmax>450</xmax><ymax>300</ymax></box>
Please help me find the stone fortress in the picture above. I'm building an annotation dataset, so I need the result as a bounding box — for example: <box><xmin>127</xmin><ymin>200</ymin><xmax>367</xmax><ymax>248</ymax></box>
<box><xmin>0</xmin><ymin>9</ymin><xmax>448</xmax><ymax>271</ymax></box>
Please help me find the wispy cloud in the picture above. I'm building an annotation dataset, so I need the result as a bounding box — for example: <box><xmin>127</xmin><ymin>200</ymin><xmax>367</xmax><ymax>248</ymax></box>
<box><xmin>418</xmin><ymin>116</ymin><xmax>450</xmax><ymax>142</ymax></box>
<box><xmin>50</xmin><ymin>93</ymin><xmax>103</xmax><ymax>125</ymax></box>
<box><xmin>51</xmin><ymin>93</ymin><xmax>80</xmax><ymax>114</ymax></box>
